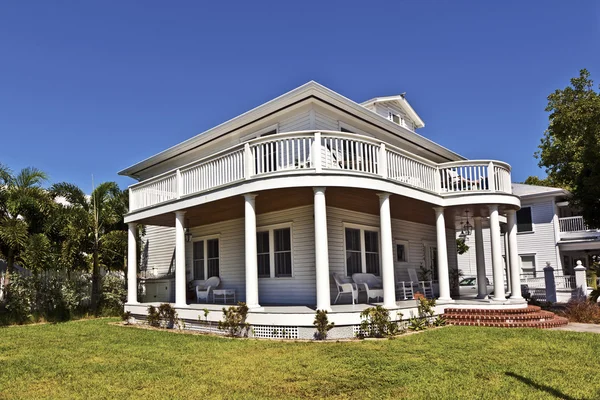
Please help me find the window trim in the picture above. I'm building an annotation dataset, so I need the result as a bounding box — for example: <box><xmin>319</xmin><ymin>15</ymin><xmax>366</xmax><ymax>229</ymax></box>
<box><xmin>257</xmin><ymin>222</ymin><xmax>293</xmax><ymax>279</ymax></box>
<box><xmin>519</xmin><ymin>253</ymin><xmax>537</xmax><ymax>277</ymax></box>
<box><xmin>343</xmin><ymin>222</ymin><xmax>381</xmax><ymax>276</ymax></box>
<box><xmin>516</xmin><ymin>206</ymin><xmax>534</xmax><ymax>234</ymax></box>
<box><xmin>394</xmin><ymin>239</ymin><xmax>410</xmax><ymax>264</ymax></box>
<box><xmin>191</xmin><ymin>234</ymin><xmax>221</xmax><ymax>280</ymax></box>
<box><xmin>240</xmin><ymin>123</ymin><xmax>279</xmax><ymax>142</ymax></box>
<box><xmin>387</xmin><ymin>110</ymin><xmax>405</xmax><ymax>126</ymax></box>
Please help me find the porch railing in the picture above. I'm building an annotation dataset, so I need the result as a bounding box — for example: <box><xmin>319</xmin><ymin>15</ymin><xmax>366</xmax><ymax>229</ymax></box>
<box><xmin>128</xmin><ymin>130</ymin><xmax>514</xmax><ymax>211</ymax></box>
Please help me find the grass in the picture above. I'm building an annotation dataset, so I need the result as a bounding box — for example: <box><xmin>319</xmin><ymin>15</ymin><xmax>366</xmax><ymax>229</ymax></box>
<box><xmin>1</xmin><ymin>319</ymin><xmax>599</xmax><ymax>399</ymax></box>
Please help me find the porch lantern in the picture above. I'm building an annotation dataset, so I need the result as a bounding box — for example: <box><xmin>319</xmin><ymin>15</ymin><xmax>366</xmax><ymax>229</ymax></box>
<box><xmin>461</xmin><ymin>210</ymin><xmax>473</xmax><ymax>236</ymax></box>
<box><xmin>185</xmin><ymin>220</ymin><xmax>193</xmax><ymax>243</ymax></box>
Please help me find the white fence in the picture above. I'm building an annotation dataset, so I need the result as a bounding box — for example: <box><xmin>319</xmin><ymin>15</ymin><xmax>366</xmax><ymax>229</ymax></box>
<box><xmin>559</xmin><ymin>216</ymin><xmax>590</xmax><ymax>233</ymax></box>
<box><xmin>128</xmin><ymin>131</ymin><xmax>513</xmax><ymax>211</ymax></box>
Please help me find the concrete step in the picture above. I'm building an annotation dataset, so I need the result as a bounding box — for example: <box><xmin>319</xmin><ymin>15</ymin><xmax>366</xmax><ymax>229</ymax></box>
<box><xmin>442</xmin><ymin>306</ymin><xmax>568</xmax><ymax>329</ymax></box>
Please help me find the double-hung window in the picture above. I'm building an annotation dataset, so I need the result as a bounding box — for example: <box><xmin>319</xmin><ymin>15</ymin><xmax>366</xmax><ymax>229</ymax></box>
<box><xmin>344</xmin><ymin>225</ymin><xmax>380</xmax><ymax>276</ymax></box>
<box><xmin>257</xmin><ymin>224</ymin><xmax>293</xmax><ymax>278</ymax></box>
<box><xmin>193</xmin><ymin>237</ymin><xmax>220</xmax><ymax>280</ymax></box>
<box><xmin>517</xmin><ymin>207</ymin><xmax>533</xmax><ymax>233</ymax></box>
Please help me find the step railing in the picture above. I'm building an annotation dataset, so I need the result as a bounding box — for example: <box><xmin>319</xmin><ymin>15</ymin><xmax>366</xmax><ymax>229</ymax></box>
<box><xmin>128</xmin><ymin>130</ymin><xmax>514</xmax><ymax>211</ymax></box>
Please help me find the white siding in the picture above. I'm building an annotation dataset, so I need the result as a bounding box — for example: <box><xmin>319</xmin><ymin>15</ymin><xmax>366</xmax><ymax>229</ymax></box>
<box><xmin>141</xmin><ymin>225</ymin><xmax>176</xmax><ymax>277</ymax></box>
<box><xmin>314</xmin><ymin>111</ymin><xmax>339</xmax><ymax>131</ymax></box>
<box><xmin>278</xmin><ymin>111</ymin><xmax>311</xmax><ymax>132</ymax></box>
<box><xmin>374</xmin><ymin>102</ymin><xmax>415</xmax><ymax>131</ymax></box>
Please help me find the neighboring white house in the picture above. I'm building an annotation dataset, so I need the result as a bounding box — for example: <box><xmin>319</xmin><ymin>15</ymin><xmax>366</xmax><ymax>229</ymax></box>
<box><xmin>120</xmin><ymin>81</ymin><xmax>524</xmax><ymax>338</ymax></box>
<box><xmin>458</xmin><ymin>183</ymin><xmax>600</xmax><ymax>291</ymax></box>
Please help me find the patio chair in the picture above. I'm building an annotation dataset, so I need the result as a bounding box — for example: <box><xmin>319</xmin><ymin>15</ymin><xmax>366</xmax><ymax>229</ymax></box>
<box><xmin>408</xmin><ymin>268</ymin><xmax>434</xmax><ymax>298</ymax></box>
<box><xmin>396</xmin><ymin>279</ymin><xmax>415</xmax><ymax>300</ymax></box>
<box><xmin>195</xmin><ymin>276</ymin><xmax>220</xmax><ymax>303</ymax></box>
<box><xmin>332</xmin><ymin>272</ymin><xmax>358</xmax><ymax>304</ymax></box>
<box><xmin>352</xmin><ymin>273</ymin><xmax>384</xmax><ymax>302</ymax></box>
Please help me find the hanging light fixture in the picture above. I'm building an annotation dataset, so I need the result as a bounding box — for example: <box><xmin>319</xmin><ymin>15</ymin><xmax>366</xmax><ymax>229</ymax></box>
<box><xmin>461</xmin><ymin>210</ymin><xmax>473</xmax><ymax>236</ymax></box>
<box><xmin>185</xmin><ymin>219</ymin><xmax>193</xmax><ymax>243</ymax></box>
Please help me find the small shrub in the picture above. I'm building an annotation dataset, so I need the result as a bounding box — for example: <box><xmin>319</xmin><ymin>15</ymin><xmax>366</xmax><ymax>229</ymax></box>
<box><xmin>358</xmin><ymin>306</ymin><xmax>400</xmax><ymax>338</ymax></box>
<box><xmin>408</xmin><ymin>316</ymin><xmax>427</xmax><ymax>331</ymax></box>
<box><xmin>313</xmin><ymin>309</ymin><xmax>334</xmax><ymax>340</ymax></box>
<box><xmin>3</xmin><ymin>275</ymin><xmax>35</xmax><ymax>324</ymax></box>
<box><xmin>147</xmin><ymin>305</ymin><xmax>160</xmax><ymax>327</ymax></box>
<box><xmin>417</xmin><ymin>297</ymin><xmax>436</xmax><ymax>326</ymax></box>
<box><xmin>157</xmin><ymin>303</ymin><xmax>178</xmax><ymax>328</ymax></box>
<box><xmin>433</xmin><ymin>315</ymin><xmax>446</xmax><ymax>327</ymax></box>
<box><xmin>218</xmin><ymin>302</ymin><xmax>250</xmax><ymax>337</ymax></box>
<box><xmin>98</xmin><ymin>274</ymin><xmax>126</xmax><ymax>317</ymax></box>
<box><xmin>561</xmin><ymin>299</ymin><xmax>600</xmax><ymax>324</ymax></box>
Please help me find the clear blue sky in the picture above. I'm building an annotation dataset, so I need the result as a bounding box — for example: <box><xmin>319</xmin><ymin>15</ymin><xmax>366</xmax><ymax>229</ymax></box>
<box><xmin>1</xmin><ymin>1</ymin><xmax>599</xmax><ymax>193</ymax></box>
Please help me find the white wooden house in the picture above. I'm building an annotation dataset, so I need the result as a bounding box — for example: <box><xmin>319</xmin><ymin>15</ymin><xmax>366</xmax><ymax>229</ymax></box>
<box><xmin>121</xmin><ymin>82</ymin><xmax>524</xmax><ymax>338</ymax></box>
<box><xmin>458</xmin><ymin>183</ymin><xmax>600</xmax><ymax>296</ymax></box>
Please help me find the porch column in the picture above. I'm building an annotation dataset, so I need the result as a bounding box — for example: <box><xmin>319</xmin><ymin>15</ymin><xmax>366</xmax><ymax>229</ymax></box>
<box><xmin>474</xmin><ymin>217</ymin><xmax>488</xmax><ymax>299</ymax></box>
<box><xmin>244</xmin><ymin>194</ymin><xmax>261</xmax><ymax>309</ymax></box>
<box><xmin>314</xmin><ymin>187</ymin><xmax>331</xmax><ymax>311</ymax></box>
<box><xmin>506</xmin><ymin>210</ymin><xmax>523</xmax><ymax>299</ymax></box>
<box><xmin>127</xmin><ymin>222</ymin><xmax>138</xmax><ymax>304</ymax></box>
<box><xmin>175</xmin><ymin>211</ymin><xmax>187</xmax><ymax>307</ymax></box>
<box><xmin>489</xmin><ymin>205</ymin><xmax>506</xmax><ymax>301</ymax></box>
<box><xmin>378</xmin><ymin>193</ymin><xmax>396</xmax><ymax>308</ymax></box>
<box><xmin>433</xmin><ymin>207</ymin><xmax>452</xmax><ymax>301</ymax></box>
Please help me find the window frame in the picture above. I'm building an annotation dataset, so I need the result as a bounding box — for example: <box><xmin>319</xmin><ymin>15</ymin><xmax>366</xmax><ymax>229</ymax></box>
<box><xmin>343</xmin><ymin>223</ymin><xmax>381</xmax><ymax>277</ymax></box>
<box><xmin>191</xmin><ymin>234</ymin><xmax>221</xmax><ymax>280</ymax></box>
<box><xmin>387</xmin><ymin>111</ymin><xmax>405</xmax><ymax>126</ymax></box>
<box><xmin>257</xmin><ymin>222</ymin><xmax>294</xmax><ymax>279</ymax></box>
<box><xmin>516</xmin><ymin>206</ymin><xmax>534</xmax><ymax>234</ymax></box>
<box><xmin>394</xmin><ymin>239</ymin><xmax>410</xmax><ymax>264</ymax></box>
<box><xmin>519</xmin><ymin>254</ymin><xmax>537</xmax><ymax>277</ymax></box>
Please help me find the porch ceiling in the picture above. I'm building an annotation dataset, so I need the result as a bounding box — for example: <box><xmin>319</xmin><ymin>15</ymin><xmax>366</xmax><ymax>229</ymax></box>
<box><xmin>137</xmin><ymin>186</ymin><xmax>464</xmax><ymax>228</ymax></box>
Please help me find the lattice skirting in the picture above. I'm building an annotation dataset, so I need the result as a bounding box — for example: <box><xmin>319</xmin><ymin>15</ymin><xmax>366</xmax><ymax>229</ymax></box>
<box><xmin>251</xmin><ymin>325</ymin><xmax>299</xmax><ymax>339</ymax></box>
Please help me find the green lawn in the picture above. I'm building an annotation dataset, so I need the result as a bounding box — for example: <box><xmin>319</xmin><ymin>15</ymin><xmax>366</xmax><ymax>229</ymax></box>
<box><xmin>1</xmin><ymin>319</ymin><xmax>599</xmax><ymax>399</ymax></box>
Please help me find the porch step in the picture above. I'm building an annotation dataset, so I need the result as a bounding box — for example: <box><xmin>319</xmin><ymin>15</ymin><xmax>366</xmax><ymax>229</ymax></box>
<box><xmin>443</xmin><ymin>306</ymin><xmax>568</xmax><ymax>329</ymax></box>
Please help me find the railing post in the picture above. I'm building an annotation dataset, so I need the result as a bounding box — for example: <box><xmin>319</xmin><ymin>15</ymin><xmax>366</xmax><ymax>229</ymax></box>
<box><xmin>244</xmin><ymin>143</ymin><xmax>253</xmax><ymax>180</ymax></box>
<box><xmin>434</xmin><ymin>167</ymin><xmax>441</xmax><ymax>193</ymax></box>
<box><xmin>176</xmin><ymin>169</ymin><xmax>182</xmax><ymax>199</ymax></box>
<box><xmin>487</xmin><ymin>161</ymin><xmax>495</xmax><ymax>192</ymax></box>
<box><xmin>379</xmin><ymin>143</ymin><xmax>387</xmax><ymax>179</ymax></box>
<box><xmin>543</xmin><ymin>262</ymin><xmax>557</xmax><ymax>303</ymax></box>
<box><xmin>574</xmin><ymin>260</ymin><xmax>587</xmax><ymax>299</ymax></box>
<box><xmin>313</xmin><ymin>131</ymin><xmax>322</xmax><ymax>173</ymax></box>
<box><xmin>129</xmin><ymin>188</ymin><xmax>135</xmax><ymax>211</ymax></box>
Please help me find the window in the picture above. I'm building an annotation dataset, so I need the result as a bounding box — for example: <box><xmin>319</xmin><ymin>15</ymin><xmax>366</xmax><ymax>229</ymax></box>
<box><xmin>344</xmin><ymin>225</ymin><xmax>380</xmax><ymax>276</ymax></box>
<box><xmin>520</xmin><ymin>255</ymin><xmax>536</xmax><ymax>277</ymax></box>
<box><xmin>257</xmin><ymin>225</ymin><xmax>293</xmax><ymax>278</ymax></box>
<box><xmin>424</xmin><ymin>243</ymin><xmax>439</xmax><ymax>281</ymax></box>
<box><xmin>388</xmin><ymin>111</ymin><xmax>404</xmax><ymax>126</ymax></box>
<box><xmin>193</xmin><ymin>237</ymin><xmax>220</xmax><ymax>280</ymax></box>
<box><xmin>517</xmin><ymin>207</ymin><xmax>533</xmax><ymax>232</ymax></box>
<box><xmin>395</xmin><ymin>240</ymin><xmax>409</xmax><ymax>263</ymax></box>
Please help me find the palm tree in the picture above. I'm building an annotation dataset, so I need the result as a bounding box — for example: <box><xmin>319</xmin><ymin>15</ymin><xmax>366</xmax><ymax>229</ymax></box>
<box><xmin>51</xmin><ymin>181</ymin><xmax>128</xmax><ymax>313</ymax></box>
<box><xmin>0</xmin><ymin>165</ymin><xmax>52</xmax><ymax>280</ymax></box>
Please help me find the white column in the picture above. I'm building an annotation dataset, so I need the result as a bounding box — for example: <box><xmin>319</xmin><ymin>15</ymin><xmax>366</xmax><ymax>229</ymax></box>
<box><xmin>433</xmin><ymin>207</ymin><xmax>452</xmax><ymax>301</ymax></box>
<box><xmin>244</xmin><ymin>194</ymin><xmax>261</xmax><ymax>309</ymax></box>
<box><xmin>127</xmin><ymin>222</ymin><xmax>138</xmax><ymax>304</ymax></box>
<box><xmin>314</xmin><ymin>187</ymin><xmax>331</xmax><ymax>311</ymax></box>
<box><xmin>378</xmin><ymin>193</ymin><xmax>396</xmax><ymax>308</ymax></box>
<box><xmin>175</xmin><ymin>211</ymin><xmax>187</xmax><ymax>307</ymax></box>
<box><xmin>474</xmin><ymin>217</ymin><xmax>488</xmax><ymax>299</ymax></box>
<box><xmin>506</xmin><ymin>209</ymin><xmax>522</xmax><ymax>299</ymax></box>
<box><xmin>504</xmin><ymin>231</ymin><xmax>512</xmax><ymax>294</ymax></box>
<box><xmin>489</xmin><ymin>205</ymin><xmax>506</xmax><ymax>301</ymax></box>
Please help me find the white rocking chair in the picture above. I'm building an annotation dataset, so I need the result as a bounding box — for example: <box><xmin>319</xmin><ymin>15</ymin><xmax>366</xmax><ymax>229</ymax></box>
<box><xmin>408</xmin><ymin>268</ymin><xmax>434</xmax><ymax>299</ymax></box>
<box><xmin>332</xmin><ymin>272</ymin><xmax>358</xmax><ymax>304</ymax></box>
<box><xmin>195</xmin><ymin>276</ymin><xmax>220</xmax><ymax>303</ymax></box>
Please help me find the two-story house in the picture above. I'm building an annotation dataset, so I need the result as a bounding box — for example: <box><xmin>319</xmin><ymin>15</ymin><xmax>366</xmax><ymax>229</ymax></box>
<box><xmin>120</xmin><ymin>81</ymin><xmax>526</xmax><ymax>338</ymax></box>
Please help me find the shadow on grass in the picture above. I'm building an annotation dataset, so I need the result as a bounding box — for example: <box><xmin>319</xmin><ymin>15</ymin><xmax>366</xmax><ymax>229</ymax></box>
<box><xmin>505</xmin><ymin>372</ymin><xmax>582</xmax><ymax>400</ymax></box>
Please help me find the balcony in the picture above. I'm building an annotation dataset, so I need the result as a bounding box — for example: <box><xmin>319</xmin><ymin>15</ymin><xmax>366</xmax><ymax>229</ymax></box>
<box><xmin>128</xmin><ymin>131</ymin><xmax>513</xmax><ymax>212</ymax></box>
<box><xmin>558</xmin><ymin>216</ymin><xmax>600</xmax><ymax>240</ymax></box>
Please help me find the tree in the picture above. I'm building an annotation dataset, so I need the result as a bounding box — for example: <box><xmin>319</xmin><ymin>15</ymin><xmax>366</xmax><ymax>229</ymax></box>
<box><xmin>0</xmin><ymin>165</ymin><xmax>52</xmax><ymax>278</ymax></box>
<box><xmin>536</xmin><ymin>69</ymin><xmax>600</xmax><ymax>226</ymax></box>
<box><xmin>51</xmin><ymin>181</ymin><xmax>128</xmax><ymax>313</ymax></box>
<box><xmin>522</xmin><ymin>176</ymin><xmax>559</xmax><ymax>188</ymax></box>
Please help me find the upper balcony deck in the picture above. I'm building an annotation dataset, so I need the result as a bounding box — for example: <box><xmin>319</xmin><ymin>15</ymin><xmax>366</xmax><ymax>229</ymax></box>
<box><xmin>127</xmin><ymin>130</ymin><xmax>513</xmax><ymax>213</ymax></box>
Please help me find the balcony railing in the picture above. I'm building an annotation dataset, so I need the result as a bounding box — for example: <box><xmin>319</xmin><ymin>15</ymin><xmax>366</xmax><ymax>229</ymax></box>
<box><xmin>558</xmin><ymin>216</ymin><xmax>599</xmax><ymax>233</ymax></box>
<box><xmin>128</xmin><ymin>131</ymin><xmax>513</xmax><ymax>211</ymax></box>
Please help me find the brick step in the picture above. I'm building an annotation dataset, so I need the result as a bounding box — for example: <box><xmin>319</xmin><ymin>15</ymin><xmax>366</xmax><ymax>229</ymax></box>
<box><xmin>444</xmin><ymin>310</ymin><xmax>556</xmax><ymax>322</ymax></box>
<box><xmin>448</xmin><ymin>316</ymin><xmax>568</xmax><ymax>329</ymax></box>
<box><xmin>444</xmin><ymin>305</ymin><xmax>541</xmax><ymax>315</ymax></box>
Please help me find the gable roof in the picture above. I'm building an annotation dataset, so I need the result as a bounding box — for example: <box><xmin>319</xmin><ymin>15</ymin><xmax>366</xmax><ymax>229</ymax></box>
<box><xmin>360</xmin><ymin>94</ymin><xmax>425</xmax><ymax>129</ymax></box>
<box><xmin>512</xmin><ymin>183</ymin><xmax>569</xmax><ymax>199</ymax></box>
<box><xmin>119</xmin><ymin>81</ymin><xmax>462</xmax><ymax>179</ymax></box>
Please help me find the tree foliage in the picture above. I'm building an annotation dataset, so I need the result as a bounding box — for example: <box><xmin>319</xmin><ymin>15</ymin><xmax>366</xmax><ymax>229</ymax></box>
<box><xmin>536</xmin><ymin>69</ymin><xmax>600</xmax><ymax>226</ymax></box>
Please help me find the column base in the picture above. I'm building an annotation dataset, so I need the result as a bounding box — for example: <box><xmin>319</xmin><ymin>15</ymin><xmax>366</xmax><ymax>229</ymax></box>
<box><xmin>437</xmin><ymin>297</ymin><xmax>454</xmax><ymax>303</ymax></box>
<box><xmin>475</xmin><ymin>294</ymin><xmax>489</xmax><ymax>300</ymax></box>
<box><xmin>175</xmin><ymin>303</ymin><xmax>189</xmax><ymax>308</ymax></box>
<box><xmin>247</xmin><ymin>305</ymin><xmax>264</xmax><ymax>311</ymax></box>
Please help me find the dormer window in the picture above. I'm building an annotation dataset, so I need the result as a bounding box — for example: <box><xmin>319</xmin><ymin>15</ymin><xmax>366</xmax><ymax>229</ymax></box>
<box><xmin>388</xmin><ymin>111</ymin><xmax>404</xmax><ymax>126</ymax></box>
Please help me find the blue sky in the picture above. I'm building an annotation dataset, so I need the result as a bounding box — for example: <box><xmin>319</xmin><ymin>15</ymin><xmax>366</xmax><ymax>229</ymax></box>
<box><xmin>1</xmin><ymin>1</ymin><xmax>599</xmax><ymax>193</ymax></box>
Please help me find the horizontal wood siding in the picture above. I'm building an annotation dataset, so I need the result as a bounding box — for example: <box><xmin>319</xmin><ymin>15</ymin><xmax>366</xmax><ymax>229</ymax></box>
<box><xmin>314</xmin><ymin>111</ymin><xmax>339</xmax><ymax>131</ymax></box>
<box><xmin>278</xmin><ymin>111</ymin><xmax>311</xmax><ymax>132</ymax></box>
<box><xmin>374</xmin><ymin>102</ymin><xmax>415</xmax><ymax>131</ymax></box>
<box><xmin>141</xmin><ymin>225</ymin><xmax>176</xmax><ymax>276</ymax></box>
